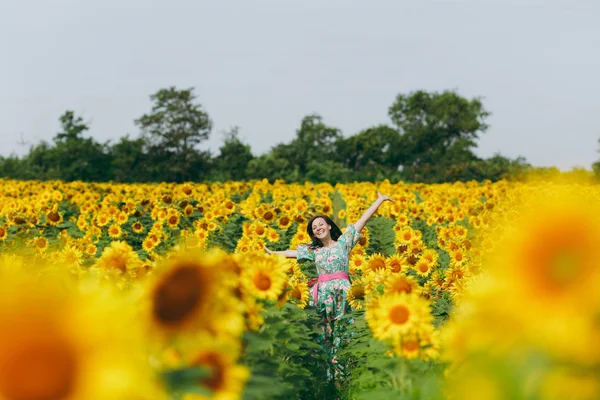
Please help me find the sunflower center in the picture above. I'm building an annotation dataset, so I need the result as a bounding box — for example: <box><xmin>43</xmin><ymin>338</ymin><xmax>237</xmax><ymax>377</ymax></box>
<box><xmin>254</xmin><ymin>273</ymin><xmax>272</xmax><ymax>291</ymax></box>
<box><xmin>390</xmin><ymin>261</ymin><xmax>402</xmax><ymax>273</ymax></box>
<box><xmin>369</xmin><ymin>260</ymin><xmax>386</xmax><ymax>271</ymax></box>
<box><xmin>263</xmin><ymin>211</ymin><xmax>274</xmax><ymax>221</ymax></box>
<box><xmin>47</xmin><ymin>212</ymin><xmax>60</xmax><ymax>223</ymax></box>
<box><xmin>393</xmin><ymin>280</ymin><xmax>412</xmax><ymax>294</ymax></box>
<box><xmin>193</xmin><ymin>352</ymin><xmax>226</xmax><ymax>390</ymax></box>
<box><xmin>418</xmin><ymin>263</ymin><xmax>429</xmax><ymax>273</ymax></box>
<box><xmin>152</xmin><ymin>266</ymin><xmax>204</xmax><ymax>326</ymax></box>
<box><xmin>389</xmin><ymin>305</ymin><xmax>409</xmax><ymax>324</ymax></box>
<box><xmin>0</xmin><ymin>334</ymin><xmax>77</xmax><ymax>400</ymax></box>
<box><xmin>290</xmin><ymin>288</ymin><xmax>302</xmax><ymax>300</ymax></box>
<box><xmin>280</xmin><ymin>217</ymin><xmax>290</xmax><ymax>226</ymax></box>
<box><xmin>35</xmin><ymin>238</ymin><xmax>47</xmax><ymax>248</ymax></box>
<box><xmin>403</xmin><ymin>339</ymin><xmax>419</xmax><ymax>352</ymax></box>
<box><xmin>526</xmin><ymin>219</ymin><xmax>594</xmax><ymax>295</ymax></box>
<box><xmin>351</xmin><ymin>285</ymin><xmax>365</xmax><ymax>299</ymax></box>
<box><xmin>108</xmin><ymin>255</ymin><xmax>128</xmax><ymax>272</ymax></box>
<box><xmin>547</xmin><ymin>249</ymin><xmax>582</xmax><ymax>288</ymax></box>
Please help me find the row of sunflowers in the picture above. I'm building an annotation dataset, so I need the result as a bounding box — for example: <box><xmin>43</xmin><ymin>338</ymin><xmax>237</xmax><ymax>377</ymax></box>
<box><xmin>0</xmin><ymin>177</ymin><xmax>597</xmax><ymax>399</ymax></box>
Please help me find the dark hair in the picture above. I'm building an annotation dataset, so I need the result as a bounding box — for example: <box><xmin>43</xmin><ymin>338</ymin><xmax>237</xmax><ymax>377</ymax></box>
<box><xmin>306</xmin><ymin>214</ymin><xmax>343</xmax><ymax>249</ymax></box>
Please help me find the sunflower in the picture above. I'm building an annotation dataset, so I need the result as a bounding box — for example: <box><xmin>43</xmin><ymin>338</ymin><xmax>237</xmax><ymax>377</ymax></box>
<box><xmin>167</xmin><ymin>214</ymin><xmax>181</xmax><ymax>229</ymax></box>
<box><xmin>57</xmin><ymin>244</ymin><xmax>84</xmax><ymax>272</ymax></box>
<box><xmin>347</xmin><ymin>281</ymin><xmax>366</xmax><ymax>310</ymax></box>
<box><xmin>84</xmin><ymin>243</ymin><xmax>98</xmax><ymax>257</ymax></box>
<box><xmin>115</xmin><ymin>211</ymin><xmax>129</xmax><ymax>225</ymax></box>
<box><xmin>387</xmin><ymin>254</ymin><xmax>407</xmax><ymax>274</ymax></box>
<box><xmin>337</xmin><ymin>209</ymin><xmax>346</xmax><ymax>220</ymax></box>
<box><xmin>241</xmin><ymin>256</ymin><xmax>288</xmax><ymax>301</ymax></box>
<box><xmin>362</xmin><ymin>269</ymin><xmax>389</xmax><ymax>298</ymax></box>
<box><xmin>364</xmin><ymin>253</ymin><xmax>388</xmax><ymax>274</ymax></box>
<box><xmin>429</xmin><ymin>271</ymin><xmax>446</xmax><ymax>292</ymax></box>
<box><xmin>420</xmin><ymin>248</ymin><xmax>439</xmax><ymax>266</ymax></box>
<box><xmin>243</xmin><ymin>296</ymin><xmax>265</xmax><ymax>331</ymax></box>
<box><xmin>146</xmin><ymin>250</ymin><xmax>227</xmax><ymax>336</ymax></box>
<box><xmin>181</xmin><ymin>183</ymin><xmax>194</xmax><ymax>196</ymax></box>
<box><xmin>94</xmin><ymin>241</ymin><xmax>141</xmax><ymax>276</ymax></box>
<box><xmin>76</xmin><ymin>217</ymin><xmax>88</xmax><ymax>231</ymax></box>
<box><xmin>143</xmin><ymin>237</ymin><xmax>158</xmax><ymax>253</ymax></box>
<box><xmin>393</xmin><ymin>334</ymin><xmax>421</xmax><ymax>360</ymax></box>
<box><xmin>283</xmin><ymin>259</ymin><xmax>301</xmax><ymax>276</ymax></box>
<box><xmin>396</xmin><ymin>226</ymin><xmax>415</xmax><ymax>245</ymax></box>
<box><xmin>95</xmin><ymin>212</ymin><xmax>111</xmax><ymax>227</ymax></box>
<box><xmin>287</xmin><ymin>278</ymin><xmax>309</xmax><ymax>309</ymax></box>
<box><xmin>253</xmin><ymin>222</ymin><xmax>267</xmax><ymax>238</ymax></box>
<box><xmin>276</xmin><ymin>215</ymin><xmax>292</xmax><ymax>230</ymax></box>
<box><xmin>413</xmin><ymin>259</ymin><xmax>433</xmax><ymax>277</ymax></box>
<box><xmin>178</xmin><ymin>335</ymin><xmax>249</xmax><ymax>400</ymax></box>
<box><xmin>0</xmin><ymin>272</ymin><xmax>166</xmax><ymax>400</ymax></box>
<box><xmin>261</xmin><ymin>209</ymin><xmax>276</xmax><ymax>223</ymax></box>
<box><xmin>223</xmin><ymin>200</ymin><xmax>235</xmax><ymax>214</ymax></box>
<box><xmin>132</xmin><ymin>221</ymin><xmax>145</xmax><ymax>234</ymax></box>
<box><xmin>365</xmin><ymin>292</ymin><xmax>432</xmax><ymax>341</ymax></box>
<box><xmin>357</xmin><ymin>227</ymin><xmax>370</xmax><ymax>248</ymax></box>
<box><xmin>384</xmin><ymin>273</ymin><xmax>419</xmax><ymax>296</ymax></box>
<box><xmin>32</xmin><ymin>236</ymin><xmax>49</xmax><ymax>252</ymax></box>
<box><xmin>449</xmin><ymin>247</ymin><xmax>467</xmax><ymax>267</ymax></box>
<box><xmin>349</xmin><ymin>254</ymin><xmax>367</xmax><ymax>275</ymax></box>
<box><xmin>45</xmin><ymin>205</ymin><xmax>63</xmax><ymax>226</ymax></box>
<box><xmin>107</xmin><ymin>224</ymin><xmax>122</xmax><ymax>239</ymax></box>
<box><xmin>453</xmin><ymin>224</ymin><xmax>468</xmax><ymax>239</ymax></box>
<box><xmin>447</xmin><ymin>264</ymin><xmax>468</xmax><ymax>283</ymax></box>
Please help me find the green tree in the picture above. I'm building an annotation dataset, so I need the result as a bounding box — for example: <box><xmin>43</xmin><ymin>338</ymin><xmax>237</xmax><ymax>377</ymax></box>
<box><xmin>334</xmin><ymin>124</ymin><xmax>403</xmax><ymax>181</ymax></box>
<box><xmin>211</xmin><ymin>127</ymin><xmax>254</xmax><ymax>181</ymax></box>
<box><xmin>109</xmin><ymin>135</ymin><xmax>148</xmax><ymax>182</ymax></box>
<box><xmin>271</xmin><ymin>114</ymin><xmax>342</xmax><ymax>179</ymax></box>
<box><xmin>0</xmin><ymin>154</ymin><xmax>27</xmax><ymax>179</ymax></box>
<box><xmin>50</xmin><ymin>111</ymin><xmax>111</xmax><ymax>182</ymax></box>
<box><xmin>247</xmin><ymin>153</ymin><xmax>296</xmax><ymax>183</ymax></box>
<box><xmin>388</xmin><ymin>90</ymin><xmax>490</xmax><ymax>182</ymax></box>
<box><xmin>135</xmin><ymin>87</ymin><xmax>212</xmax><ymax>182</ymax></box>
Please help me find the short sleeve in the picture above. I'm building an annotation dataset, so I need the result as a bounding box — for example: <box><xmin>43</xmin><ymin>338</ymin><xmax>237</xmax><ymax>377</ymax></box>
<box><xmin>296</xmin><ymin>244</ymin><xmax>315</xmax><ymax>261</ymax></box>
<box><xmin>340</xmin><ymin>224</ymin><xmax>362</xmax><ymax>253</ymax></box>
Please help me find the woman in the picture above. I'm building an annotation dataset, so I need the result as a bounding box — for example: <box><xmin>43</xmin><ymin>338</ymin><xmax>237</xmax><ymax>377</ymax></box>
<box><xmin>264</xmin><ymin>192</ymin><xmax>394</xmax><ymax>383</ymax></box>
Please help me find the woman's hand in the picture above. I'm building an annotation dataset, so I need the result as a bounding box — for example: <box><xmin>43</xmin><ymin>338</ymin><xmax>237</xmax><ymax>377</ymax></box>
<box><xmin>377</xmin><ymin>192</ymin><xmax>394</xmax><ymax>203</ymax></box>
<box><xmin>264</xmin><ymin>245</ymin><xmax>274</xmax><ymax>255</ymax></box>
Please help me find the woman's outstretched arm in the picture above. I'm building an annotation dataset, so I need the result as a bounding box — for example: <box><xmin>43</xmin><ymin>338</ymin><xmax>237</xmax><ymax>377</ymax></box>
<box><xmin>264</xmin><ymin>246</ymin><xmax>297</xmax><ymax>259</ymax></box>
<box><xmin>353</xmin><ymin>192</ymin><xmax>394</xmax><ymax>232</ymax></box>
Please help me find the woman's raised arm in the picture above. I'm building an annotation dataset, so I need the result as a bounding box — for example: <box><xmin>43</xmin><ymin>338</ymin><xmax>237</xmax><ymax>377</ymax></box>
<box><xmin>353</xmin><ymin>192</ymin><xmax>394</xmax><ymax>232</ymax></box>
<box><xmin>264</xmin><ymin>246</ymin><xmax>297</xmax><ymax>259</ymax></box>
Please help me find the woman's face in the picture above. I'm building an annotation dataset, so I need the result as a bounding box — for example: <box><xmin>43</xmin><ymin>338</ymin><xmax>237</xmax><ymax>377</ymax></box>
<box><xmin>311</xmin><ymin>217</ymin><xmax>331</xmax><ymax>240</ymax></box>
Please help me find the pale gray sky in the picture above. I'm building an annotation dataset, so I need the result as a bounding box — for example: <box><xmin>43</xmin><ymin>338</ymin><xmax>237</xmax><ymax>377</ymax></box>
<box><xmin>1</xmin><ymin>0</ymin><xmax>599</xmax><ymax>170</ymax></box>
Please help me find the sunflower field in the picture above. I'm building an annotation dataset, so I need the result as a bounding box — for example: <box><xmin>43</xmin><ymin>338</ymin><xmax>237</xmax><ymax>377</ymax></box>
<box><xmin>0</xmin><ymin>176</ymin><xmax>598</xmax><ymax>400</ymax></box>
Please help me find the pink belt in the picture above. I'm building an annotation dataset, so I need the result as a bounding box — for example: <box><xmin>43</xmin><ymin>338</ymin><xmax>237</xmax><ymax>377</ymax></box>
<box><xmin>308</xmin><ymin>272</ymin><xmax>349</xmax><ymax>304</ymax></box>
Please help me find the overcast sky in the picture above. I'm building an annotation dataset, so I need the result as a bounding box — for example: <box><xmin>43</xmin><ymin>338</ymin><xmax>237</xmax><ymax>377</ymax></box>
<box><xmin>1</xmin><ymin>0</ymin><xmax>598</xmax><ymax>170</ymax></box>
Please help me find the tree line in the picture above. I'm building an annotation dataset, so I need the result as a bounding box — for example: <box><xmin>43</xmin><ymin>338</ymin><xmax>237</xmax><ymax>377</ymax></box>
<box><xmin>0</xmin><ymin>87</ymin><xmax>536</xmax><ymax>184</ymax></box>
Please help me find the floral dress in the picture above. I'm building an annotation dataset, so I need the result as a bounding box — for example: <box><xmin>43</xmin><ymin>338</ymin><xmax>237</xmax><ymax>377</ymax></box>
<box><xmin>296</xmin><ymin>224</ymin><xmax>362</xmax><ymax>381</ymax></box>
